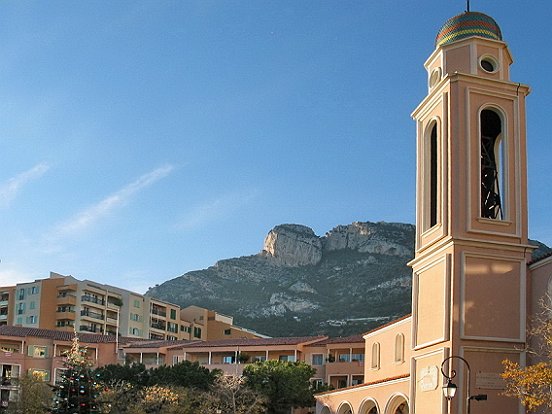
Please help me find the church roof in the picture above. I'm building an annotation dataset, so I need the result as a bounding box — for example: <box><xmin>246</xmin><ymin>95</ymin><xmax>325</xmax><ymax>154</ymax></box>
<box><xmin>435</xmin><ymin>11</ymin><xmax>502</xmax><ymax>47</ymax></box>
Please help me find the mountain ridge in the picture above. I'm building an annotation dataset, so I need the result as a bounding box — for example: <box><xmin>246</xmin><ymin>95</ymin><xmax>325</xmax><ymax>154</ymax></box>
<box><xmin>147</xmin><ymin>221</ymin><xmax>551</xmax><ymax>337</ymax></box>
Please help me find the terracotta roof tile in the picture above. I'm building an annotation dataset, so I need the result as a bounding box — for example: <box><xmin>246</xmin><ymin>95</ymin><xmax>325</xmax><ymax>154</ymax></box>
<box><xmin>124</xmin><ymin>339</ymin><xmax>202</xmax><ymax>349</ymax></box>
<box><xmin>306</xmin><ymin>335</ymin><xmax>365</xmax><ymax>346</ymax></box>
<box><xmin>180</xmin><ymin>336</ymin><xmax>327</xmax><ymax>348</ymax></box>
<box><xmin>529</xmin><ymin>250</ymin><xmax>552</xmax><ymax>265</ymax></box>
<box><xmin>0</xmin><ymin>325</ymin><xmax>137</xmax><ymax>344</ymax></box>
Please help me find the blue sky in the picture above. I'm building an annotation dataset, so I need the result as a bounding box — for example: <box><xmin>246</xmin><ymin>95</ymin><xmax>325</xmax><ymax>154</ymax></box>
<box><xmin>1</xmin><ymin>1</ymin><xmax>550</xmax><ymax>294</ymax></box>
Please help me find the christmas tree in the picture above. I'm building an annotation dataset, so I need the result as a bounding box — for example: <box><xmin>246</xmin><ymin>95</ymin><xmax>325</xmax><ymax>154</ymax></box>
<box><xmin>50</xmin><ymin>332</ymin><xmax>100</xmax><ymax>414</ymax></box>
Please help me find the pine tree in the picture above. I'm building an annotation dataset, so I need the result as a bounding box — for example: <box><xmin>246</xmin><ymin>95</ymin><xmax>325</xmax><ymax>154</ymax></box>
<box><xmin>50</xmin><ymin>333</ymin><xmax>100</xmax><ymax>414</ymax></box>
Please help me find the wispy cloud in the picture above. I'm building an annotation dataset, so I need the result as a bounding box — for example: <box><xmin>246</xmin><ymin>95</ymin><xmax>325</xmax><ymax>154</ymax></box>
<box><xmin>0</xmin><ymin>163</ymin><xmax>50</xmax><ymax>208</ymax></box>
<box><xmin>177</xmin><ymin>189</ymin><xmax>259</xmax><ymax>230</ymax></box>
<box><xmin>53</xmin><ymin>164</ymin><xmax>174</xmax><ymax>238</ymax></box>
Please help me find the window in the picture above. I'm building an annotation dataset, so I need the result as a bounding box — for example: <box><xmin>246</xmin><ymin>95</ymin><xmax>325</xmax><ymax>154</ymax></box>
<box><xmin>18</xmin><ymin>289</ymin><xmax>24</xmax><ymax>300</ymax></box>
<box><xmin>351</xmin><ymin>353</ymin><xmax>364</xmax><ymax>362</ymax></box>
<box><xmin>279</xmin><ymin>355</ymin><xmax>295</xmax><ymax>362</ymax></box>
<box><xmin>167</xmin><ymin>322</ymin><xmax>178</xmax><ymax>333</ymax></box>
<box><xmin>170</xmin><ymin>309</ymin><xmax>177</xmax><ymax>319</ymax></box>
<box><xmin>311</xmin><ymin>378</ymin><xmax>324</xmax><ymax>390</ymax></box>
<box><xmin>129</xmin><ymin>327</ymin><xmax>142</xmax><ymax>336</ymax></box>
<box><xmin>429</xmin><ymin>123</ymin><xmax>438</xmax><ymax>227</ymax></box>
<box><xmin>394</xmin><ymin>334</ymin><xmax>405</xmax><ymax>363</ymax></box>
<box><xmin>29</xmin><ymin>302</ymin><xmax>36</xmax><ymax>310</ymax></box>
<box><xmin>423</xmin><ymin>121</ymin><xmax>439</xmax><ymax>230</ymax></box>
<box><xmin>30</xmin><ymin>286</ymin><xmax>39</xmax><ymax>295</ymax></box>
<box><xmin>133</xmin><ymin>299</ymin><xmax>141</xmax><ymax>308</ymax></box>
<box><xmin>26</xmin><ymin>315</ymin><xmax>37</xmax><ymax>324</ymax></box>
<box><xmin>1</xmin><ymin>364</ymin><xmax>21</xmax><ymax>383</ymax></box>
<box><xmin>351</xmin><ymin>375</ymin><xmax>364</xmax><ymax>385</ymax></box>
<box><xmin>253</xmin><ymin>355</ymin><xmax>266</xmax><ymax>362</ymax></box>
<box><xmin>480</xmin><ymin>109</ymin><xmax>504</xmax><ymax>219</ymax></box>
<box><xmin>311</xmin><ymin>354</ymin><xmax>324</xmax><ymax>366</ymax></box>
<box><xmin>224</xmin><ymin>329</ymin><xmax>231</xmax><ymax>335</ymax></box>
<box><xmin>193</xmin><ymin>327</ymin><xmax>202</xmax><ymax>338</ymax></box>
<box><xmin>29</xmin><ymin>369</ymin><xmax>49</xmax><ymax>381</ymax></box>
<box><xmin>338</xmin><ymin>353</ymin><xmax>350</xmax><ymax>362</ymax></box>
<box><xmin>28</xmin><ymin>346</ymin><xmax>48</xmax><ymax>358</ymax></box>
<box><xmin>223</xmin><ymin>356</ymin><xmax>235</xmax><ymax>364</ymax></box>
<box><xmin>371</xmin><ymin>343</ymin><xmax>380</xmax><ymax>369</ymax></box>
<box><xmin>130</xmin><ymin>313</ymin><xmax>141</xmax><ymax>322</ymax></box>
<box><xmin>16</xmin><ymin>303</ymin><xmax>25</xmax><ymax>315</ymax></box>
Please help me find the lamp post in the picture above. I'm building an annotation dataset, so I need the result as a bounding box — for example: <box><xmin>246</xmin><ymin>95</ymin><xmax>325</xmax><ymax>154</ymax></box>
<box><xmin>441</xmin><ymin>356</ymin><xmax>487</xmax><ymax>414</ymax></box>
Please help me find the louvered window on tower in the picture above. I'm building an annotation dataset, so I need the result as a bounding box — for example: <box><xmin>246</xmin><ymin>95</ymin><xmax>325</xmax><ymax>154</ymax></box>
<box><xmin>480</xmin><ymin>109</ymin><xmax>504</xmax><ymax>219</ymax></box>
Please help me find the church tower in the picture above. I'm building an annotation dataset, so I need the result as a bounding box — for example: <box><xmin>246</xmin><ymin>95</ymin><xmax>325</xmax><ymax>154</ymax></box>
<box><xmin>409</xmin><ymin>11</ymin><xmax>531</xmax><ymax>414</ymax></box>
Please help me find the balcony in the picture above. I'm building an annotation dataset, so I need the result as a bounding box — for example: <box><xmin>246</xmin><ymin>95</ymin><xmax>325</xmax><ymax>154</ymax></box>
<box><xmin>151</xmin><ymin>307</ymin><xmax>167</xmax><ymax>318</ymax></box>
<box><xmin>81</xmin><ymin>295</ymin><xmax>105</xmax><ymax>306</ymax></box>
<box><xmin>150</xmin><ymin>321</ymin><xmax>166</xmax><ymax>331</ymax></box>
<box><xmin>80</xmin><ymin>325</ymin><xmax>102</xmax><ymax>334</ymax></box>
<box><xmin>55</xmin><ymin>311</ymin><xmax>75</xmax><ymax>320</ymax></box>
<box><xmin>57</xmin><ymin>294</ymin><xmax>77</xmax><ymax>305</ymax></box>
<box><xmin>107</xmin><ymin>296</ymin><xmax>123</xmax><ymax>308</ymax></box>
<box><xmin>80</xmin><ymin>309</ymin><xmax>105</xmax><ymax>321</ymax></box>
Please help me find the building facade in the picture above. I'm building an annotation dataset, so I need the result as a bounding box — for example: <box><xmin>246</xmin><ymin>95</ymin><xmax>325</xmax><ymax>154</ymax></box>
<box><xmin>314</xmin><ymin>9</ymin><xmax>552</xmax><ymax>414</ymax></box>
<box><xmin>1</xmin><ymin>272</ymin><xmax>263</xmax><ymax>342</ymax></box>
<box><xmin>0</xmin><ymin>325</ymin><xmax>367</xmax><ymax>409</ymax></box>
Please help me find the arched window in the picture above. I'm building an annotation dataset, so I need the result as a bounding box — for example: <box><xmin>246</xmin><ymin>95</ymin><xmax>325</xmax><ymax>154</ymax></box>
<box><xmin>429</xmin><ymin>123</ymin><xmax>438</xmax><ymax>227</ymax></box>
<box><xmin>480</xmin><ymin>109</ymin><xmax>504</xmax><ymax>219</ymax></box>
<box><xmin>360</xmin><ymin>398</ymin><xmax>379</xmax><ymax>414</ymax></box>
<box><xmin>337</xmin><ymin>402</ymin><xmax>353</xmax><ymax>414</ymax></box>
<box><xmin>394</xmin><ymin>333</ymin><xmax>404</xmax><ymax>363</ymax></box>
<box><xmin>371</xmin><ymin>342</ymin><xmax>380</xmax><ymax>369</ymax></box>
<box><xmin>422</xmin><ymin>122</ymin><xmax>439</xmax><ymax>231</ymax></box>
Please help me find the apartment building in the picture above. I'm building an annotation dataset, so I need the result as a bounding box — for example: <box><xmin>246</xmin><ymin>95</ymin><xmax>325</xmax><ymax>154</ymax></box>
<box><xmin>0</xmin><ymin>288</ymin><xmax>14</xmax><ymax>328</ymax></box>
<box><xmin>1</xmin><ymin>272</ymin><xmax>264</xmax><ymax>343</ymax></box>
<box><xmin>0</xmin><ymin>325</ymin><xmax>122</xmax><ymax>407</ymax></box>
<box><xmin>0</xmin><ymin>324</ymin><xmax>369</xmax><ymax>409</ymax></box>
<box><xmin>304</xmin><ymin>335</ymin><xmax>365</xmax><ymax>390</ymax></box>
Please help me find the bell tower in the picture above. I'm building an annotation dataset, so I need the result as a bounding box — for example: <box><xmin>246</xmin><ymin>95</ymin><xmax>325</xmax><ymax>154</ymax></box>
<box><xmin>409</xmin><ymin>11</ymin><xmax>531</xmax><ymax>414</ymax></box>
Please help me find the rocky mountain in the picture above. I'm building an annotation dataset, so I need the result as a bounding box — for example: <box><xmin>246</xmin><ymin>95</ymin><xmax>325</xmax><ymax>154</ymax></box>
<box><xmin>147</xmin><ymin>222</ymin><xmax>551</xmax><ymax>337</ymax></box>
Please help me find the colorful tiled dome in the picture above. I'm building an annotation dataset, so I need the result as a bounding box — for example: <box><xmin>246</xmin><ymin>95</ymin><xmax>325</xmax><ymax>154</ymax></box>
<box><xmin>435</xmin><ymin>12</ymin><xmax>502</xmax><ymax>47</ymax></box>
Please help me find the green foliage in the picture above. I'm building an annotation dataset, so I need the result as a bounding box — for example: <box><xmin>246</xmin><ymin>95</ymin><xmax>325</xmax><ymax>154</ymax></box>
<box><xmin>243</xmin><ymin>360</ymin><xmax>317</xmax><ymax>414</ymax></box>
<box><xmin>93</xmin><ymin>361</ymin><xmax>221</xmax><ymax>413</ymax></box>
<box><xmin>6</xmin><ymin>373</ymin><xmax>52</xmax><ymax>414</ymax></box>
<box><xmin>93</xmin><ymin>363</ymin><xmax>150</xmax><ymax>387</ymax></box>
<box><xmin>149</xmin><ymin>361</ymin><xmax>220</xmax><ymax>390</ymax></box>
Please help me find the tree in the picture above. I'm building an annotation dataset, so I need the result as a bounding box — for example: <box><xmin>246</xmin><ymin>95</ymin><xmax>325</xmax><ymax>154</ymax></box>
<box><xmin>197</xmin><ymin>375</ymin><xmax>267</xmax><ymax>414</ymax></box>
<box><xmin>243</xmin><ymin>360</ymin><xmax>316</xmax><ymax>414</ymax></box>
<box><xmin>94</xmin><ymin>363</ymin><xmax>150</xmax><ymax>387</ymax></box>
<box><xmin>502</xmin><ymin>298</ymin><xmax>552</xmax><ymax>411</ymax></box>
<box><xmin>6</xmin><ymin>372</ymin><xmax>52</xmax><ymax>414</ymax></box>
<box><xmin>149</xmin><ymin>361</ymin><xmax>220</xmax><ymax>390</ymax></box>
<box><xmin>50</xmin><ymin>333</ymin><xmax>100</xmax><ymax>414</ymax></box>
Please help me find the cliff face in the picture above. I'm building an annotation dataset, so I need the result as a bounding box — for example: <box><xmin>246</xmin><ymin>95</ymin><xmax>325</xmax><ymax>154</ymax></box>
<box><xmin>148</xmin><ymin>221</ymin><xmax>416</xmax><ymax>337</ymax></box>
<box><xmin>262</xmin><ymin>224</ymin><xmax>323</xmax><ymax>266</ymax></box>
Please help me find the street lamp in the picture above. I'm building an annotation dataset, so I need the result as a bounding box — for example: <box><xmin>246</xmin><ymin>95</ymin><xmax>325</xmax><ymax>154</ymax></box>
<box><xmin>440</xmin><ymin>356</ymin><xmax>487</xmax><ymax>414</ymax></box>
